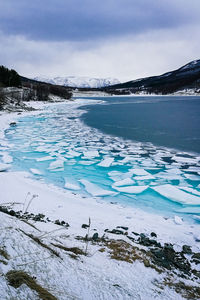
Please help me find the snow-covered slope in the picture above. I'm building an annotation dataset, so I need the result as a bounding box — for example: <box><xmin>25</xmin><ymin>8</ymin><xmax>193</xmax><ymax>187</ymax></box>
<box><xmin>106</xmin><ymin>59</ymin><xmax>200</xmax><ymax>94</ymax></box>
<box><xmin>34</xmin><ymin>76</ymin><xmax>120</xmax><ymax>88</ymax></box>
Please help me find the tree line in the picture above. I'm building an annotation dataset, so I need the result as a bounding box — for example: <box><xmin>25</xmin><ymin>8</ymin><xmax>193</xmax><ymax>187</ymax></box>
<box><xmin>0</xmin><ymin>66</ymin><xmax>21</xmax><ymax>87</ymax></box>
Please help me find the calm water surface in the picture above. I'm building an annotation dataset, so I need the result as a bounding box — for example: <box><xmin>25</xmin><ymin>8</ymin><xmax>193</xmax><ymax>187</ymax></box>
<box><xmin>80</xmin><ymin>96</ymin><xmax>200</xmax><ymax>153</ymax></box>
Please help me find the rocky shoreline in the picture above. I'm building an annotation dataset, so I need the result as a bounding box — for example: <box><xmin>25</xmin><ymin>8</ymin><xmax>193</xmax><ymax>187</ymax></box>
<box><xmin>1</xmin><ymin>203</ymin><xmax>200</xmax><ymax>298</ymax></box>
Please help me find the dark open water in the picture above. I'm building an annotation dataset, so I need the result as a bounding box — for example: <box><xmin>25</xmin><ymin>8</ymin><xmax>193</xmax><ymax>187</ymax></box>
<box><xmin>80</xmin><ymin>96</ymin><xmax>200</xmax><ymax>154</ymax></box>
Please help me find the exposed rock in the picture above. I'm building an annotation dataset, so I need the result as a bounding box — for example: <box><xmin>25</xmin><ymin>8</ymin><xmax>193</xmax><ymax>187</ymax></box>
<box><xmin>191</xmin><ymin>252</ymin><xmax>200</xmax><ymax>265</ymax></box>
<box><xmin>9</xmin><ymin>122</ymin><xmax>17</xmax><ymax>126</ymax></box>
<box><xmin>55</xmin><ymin>220</ymin><xmax>60</xmax><ymax>225</ymax></box>
<box><xmin>192</xmin><ymin>253</ymin><xmax>200</xmax><ymax>259</ymax></box>
<box><xmin>106</xmin><ymin>229</ymin><xmax>124</xmax><ymax>235</ymax></box>
<box><xmin>33</xmin><ymin>214</ymin><xmax>45</xmax><ymax>222</ymax></box>
<box><xmin>117</xmin><ymin>226</ymin><xmax>128</xmax><ymax>231</ymax></box>
<box><xmin>132</xmin><ymin>231</ymin><xmax>139</xmax><ymax>236</ymax></box>
<box><xmin>150</xmin><ymin>243</ymin><xmax>191</xmax><ymax>274</ymax></box>
<box><xmin>82</xmin><ymin>224</ymin><xmax>89</xmax><ymax>229</ymax></box>
<box><xmin>92</xmin><ymin>233</ymin><xmax>99</xmax><ymax>241</ymax></box>
<box><xmin>151</xmin><ymin>232</ymin><xmax>157</xmax><ymax>238</ymax></box>
<box><xmin>182</xmin><ymin>245</ymin><xmax>192</xmax><ymax>254</ymax></box>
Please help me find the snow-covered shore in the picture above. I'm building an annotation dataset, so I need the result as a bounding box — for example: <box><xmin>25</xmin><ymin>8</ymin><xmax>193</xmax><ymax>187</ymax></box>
<box><xmin>0</xmin><ymin>99</ymin><xmax>200</xmax><ymax>299</ymax></box>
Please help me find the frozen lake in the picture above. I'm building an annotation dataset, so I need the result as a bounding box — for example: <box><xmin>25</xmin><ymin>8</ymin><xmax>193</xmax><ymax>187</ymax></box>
<box><xmin>3</xmin><ymin>97</ymin><xmax>200</xmax><ymax>223</ymax></box>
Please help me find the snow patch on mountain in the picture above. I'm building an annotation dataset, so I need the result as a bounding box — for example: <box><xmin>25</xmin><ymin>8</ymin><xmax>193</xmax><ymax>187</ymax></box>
<box><xmin>181</xmin><ymin>59</ymin><xmax>200</xmax><ymax>70</ymax></box>
<box><xmin>34</xmin><ymin>76</ymin><xmax>120</xmax><ymax>88</ymax></box>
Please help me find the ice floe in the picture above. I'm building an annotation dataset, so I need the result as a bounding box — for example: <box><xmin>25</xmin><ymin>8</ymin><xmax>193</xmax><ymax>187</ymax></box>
<box><xmin>30</xmin><ymin>168</ymin><xmax>42</xmax><ymax>175</ymax></box>
<box><xmin>179</xmin><ymin>186</ymin><xmax>200</xmax><ymax>196</ymax></box>
<box><xmin>35</xmin><ymin>146</ymin><xmax>51</xmax><ymax>152</ymax></box>
<box><xmin>172</xmin><ymin>155</ymin><xmax>197</xmax><ymax>164</ymax></box>
<box><xmin>184</xmin><ymin>174</ymin><xmax>200</xmax><ymax>181</ymax></box>
<box><xmin>1</xmin><ymin>152</ymin><xmax>13</xmax><ymax>163</ymax></box>
<box><xmin>108</xmin><ymin>171</ymin><xmax>123</xmax><ymax>177</ymax></box>
<box><xmin>131</xmin><ymin>168</ymin><xmax>150</xmax><ymax>176</ymax></box>
<box><xmin>155</xmin><ymin>172</ymin><xmax>183</xmax><ymax>180</ymax></box>
<box><xmin>134</xmin><ymin>175</ymin><xmax>155</xmax><ymax>181</ymax></box>
<box><xmin>36</xmin><ymin>156</ymin><xmax>54</xmax><ymax>162</ymax></box>
<box><xmin>64</xmin><ymin>178</ymin><xmax>81</xmax><ymax>190</ymax></box>
<box><xmin>49</xmin><ymin>159</ymin><xmax>64</xmax><ymax>170</ymax></box>
<box><xmin>0</xmin><ymin>163</ymin><xmax>10</xmax><ymax>172</ymax></box>
<box><xmin>98</xmin><ymin>157</ymin><xmax>114</xmax><ymax>167</ymax></box>
<box><xmin>65</xmin><ymin>150</ymin><xmax>81</xmax><ymax>158</ymax></box>
<box><xmin>79</xmin><ymin>160</ymin><xmax>96</xmax><ymax>165</ymax></box>
<box><xmin>113</xmin><ymin>185</ymin><xmax>148</xmax><ymax>194</ymax></box>
<box><xmin>112</xmin><ymin>178</ymin><xmax>135</xmax><ymax>187</ymax></box>
<box><xmin>83</xmin><ymin>150</ymin><xmax>99</xmax><ymax>158</ymax></box>
<box><xmin>79</xmin><ymin>179</ymin><xmax>116</xmax><ymax>197</ymax></box>
<box><xmin>165</xmin><ymin>168</ymin><xmax>183</xmax><ymax>174</ymax></box>
<box><xmin>152</xmin><ymin>184</ymin><xmax>200</xmax><ymax>205</ymax></box>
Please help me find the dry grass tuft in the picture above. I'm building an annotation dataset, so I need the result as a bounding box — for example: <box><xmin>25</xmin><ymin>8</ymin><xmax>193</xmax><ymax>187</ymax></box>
<box><xmin>101</xmin><ymin>239</ymin><xmax>162</xmax><ymax>273</ymax></box>
<box><xmin>20</xmin><ymin>230</ymin><xmax>60</xmax><ymax>258</ymax></box>
<box><xmin>163</xmin><ymin>278</ymin><xmax>200</xmax><ymax>300</ymax></box>
<box><xmin>21</xmin><ymin>219</ymin><xmax>41</xmax><ymax>231</ymax></box>
<box><xmin>104</xmin><ymin>239</ymin><xmax>147</xmax><ymax>263</ymax></box>
<box><xmin>0</xmin><ymin>248</ymin><xmax>10</xmax><ymax>260</ymax></box>
<box><xmin>6</xmin><ymin>270</ymin><xmax>58</xmax><ymax>300</ymax></box>
<box><xmin>0</xmin><ymin>259</ymin><xmax>8</xmax><ymax>265</ymax></box>
<box><xmin>51</xmin><ymin>243</ymin><xmax>85</xmax><ymax>257</ymax></box>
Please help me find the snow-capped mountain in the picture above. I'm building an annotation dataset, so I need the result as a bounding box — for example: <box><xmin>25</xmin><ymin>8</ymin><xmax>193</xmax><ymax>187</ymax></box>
<box><xmin>33</xmin><ymin>76</ymin><xmax>120</xmax><ymax>88</ymax></box>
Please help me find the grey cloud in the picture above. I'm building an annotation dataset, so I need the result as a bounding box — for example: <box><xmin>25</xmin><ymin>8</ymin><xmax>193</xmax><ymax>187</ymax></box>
<box><xmin>0</xmin><ymin>0</ymin><xmax>200</xmax><ymax>41</ymax></box>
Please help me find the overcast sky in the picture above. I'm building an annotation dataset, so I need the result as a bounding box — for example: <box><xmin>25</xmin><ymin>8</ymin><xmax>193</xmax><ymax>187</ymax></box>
<box><xmin>0</xmin><ymin>0</ymin><xmax>200</xmax><ymax>81</ymax></box>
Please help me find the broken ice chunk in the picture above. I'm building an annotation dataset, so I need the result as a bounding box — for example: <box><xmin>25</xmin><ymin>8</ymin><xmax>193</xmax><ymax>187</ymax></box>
<box><xmin>65</xmin><ymin>150</ymin><xmax>81</xmax><ymax>158</ymax></box>
<box><xmin>79</xmin><ymin>160</ymin><xmax>96</xmax><ymax>165</ymax></box>
<box><xmin>171</xmin><ymin>156</ymin><xmax>197</xmax><ymax>164</ymax></box>
<box><xmin>165</xmin><ymin>168</ymin><xmax>182</xmax><ymax>175</ymax></box>
<box><xmin>155</xmin><ymin>172</ymin><xmax>183</xmax><ymax>180</ymax></box>
<box><xmin>98</xmin><ymin>158</ymin><xmax>114</xmax><ymax>167</ymax></box>
<box><xmin>30</xmin><ymin>168</ymin><xmax>42</xmax><ymax>175</ymax></box>
<box><xmin>83</xmin><ymin>151</ymin><xmax>99</xmax><ymax>158</ymax></box>
<box><xmin>50</xmin><ymin>168</ymin><xmax>64</xmax><ymax>172</ymax></box>
<box><xmin>179</xmin><ymin>187</ymin><xmax>200</xmax><ymax>197</ymax></box>
<box><xmin>79</xmin><ymin>179</ymin><xmax>116</xmax><ymax>197</ymax></box>
<box><xmin>1</xmin><ymin>153</ymin><xmax>13</xmax><ymax>163</ymax></box>
<box><xmin>113</xmin><ymin>185</ymin><xmax>148</xmax><ymax>194</ymax></box>
<box><xmin>152</xmin><ymin>184</ymin><xmax>200</xmax><ymax>205</ymax></box>
<box><xmin>36</xmin><ymin>156</ymin><xmax>54</xmax><ymax>162</ymax></box>
<box><xmin>134</xmin><ymin>175</ymin><xmax>155</xmax><ymax>181</ymax></box>
<box><xmin>64</xmin><ymin>178</ymin><xmax>81</xmax><ymax>190</ymax></box>
<box><xmin>108</xmin><ymin>171</ymin><xmax>123</xmax><ymax>177</ymax></box>
<box><xmin>49</xmin><ymin>159</ymin><xmax>64</xmax><ymax>170</ymax></box>
<box><xmin>130</xmin><ymin>168</ymin><xmax>150</xmax><ymax>176</ymax></box>
<box><xmin>0</xmin><ymin>163</ymin><xmax>10</xmax><ymax>172</ymax></box>
<box><xmin>35</xmin><ymin>146</ymin><xmax>50</xmax><ymax>152</ymax></box>
<box><xmin>112</xmin><ymin>178</ymin><xmax>135</xmax><ymax>187</ymax></box>
<box><xmin>184</xmin><ymin>174</ymin><xmax>200</xmax><ymax>181</ymax></box>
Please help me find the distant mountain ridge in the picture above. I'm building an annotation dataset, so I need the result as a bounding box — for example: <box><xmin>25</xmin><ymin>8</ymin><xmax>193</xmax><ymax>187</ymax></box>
<box><xmin>105</xmin><ymin>59</ymin><xmax>200</xmax><ymax>95</ymax></box>
<box><xmin>33</xmin><ymin>76</ymin><xmax>120</xmax><ymax>88</ymax></box>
